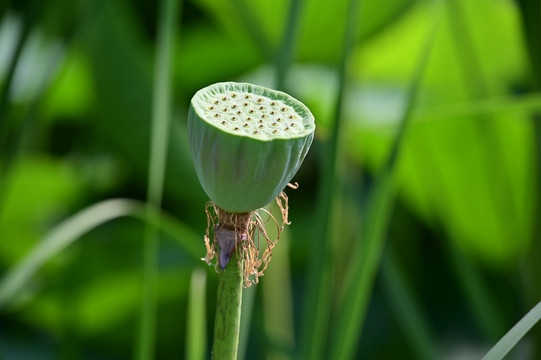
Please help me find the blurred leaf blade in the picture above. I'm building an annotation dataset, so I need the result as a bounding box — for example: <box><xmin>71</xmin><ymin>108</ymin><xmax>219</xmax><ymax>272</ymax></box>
<box><xmin>0</xmin><ymin>198</ymin><xmax>201</xmax><ymax>309</ymax></box>
<box><xmin>482</xmin><ymin>301</ymin><xmax>541</xmax><ymax>360</ymax></box>
<box><xmin>186</xmin><ymin>268</ymin><xmax>207</xmax><ymax>360</ymax></box>
<box><xmin>138</xmin><ymin>0</ymin><xmax>180</xmax><ymax>357</ymax></box>
<box><xmin>329</xmin><ymin>9</ymin><xmax>437</xmax><ymax>359</ymax></box>
<box><xmin>0</xmin><ymin>199</ymin><xmax>137</xmax><ymax>308</ymax></box>
<box><xmin>381</xmin><ymin>251</ymin><xmax>440</xmax><ymax>360</ymax></box>
<box><xmin>300</xmin><ymin>0</ymin><xmax>361</xmax><ymax>359</ymax></box>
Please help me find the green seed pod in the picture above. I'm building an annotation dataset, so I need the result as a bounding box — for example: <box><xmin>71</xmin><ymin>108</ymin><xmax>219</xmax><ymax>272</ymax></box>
<box><xmin>188</xmin><ymin>82</ymin><xmax>315</xmax><ymax>213</ymax></box>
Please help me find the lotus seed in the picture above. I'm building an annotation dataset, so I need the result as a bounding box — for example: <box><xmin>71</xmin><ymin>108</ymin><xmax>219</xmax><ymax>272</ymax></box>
<box><xmin>231</xmin><ymin>93</ymin><xmax>238</xmax><ymax>98</ymax></box>
<box><xmin>246</xmin><ymin>117</ymin><xmax>252</xmax><ymax>121</ymax></box>
<box><xmin>270</xmin><ymin>102</ymin><xmax>277</xmax><ymax>106</ymax></box>
<box><xmin>234</xmin><ymin>127</ymin><xmax>239</xmax><ymax>130</ymax></box>
<box><xmin>237</xmin><ymin>111</ymin><xmax>242</xmax><ymax>115</ymax></box>
<box><xmin>280</xmin><ymin>107</ymin><xmax>287</xmax><ymax>112</ymax></box>
<box><xmin>270</xmin><ymin>111</ymin><xmax>276</xmax><ymax>115</ymax></box>
<box><xmin>222</xmin><ymin>96</ymin><xmax>228</xmax><ymax>101</ymax></box>
<box><xmin>259</xmin><ymin>106</ymin><xmax>265</xmax><ymax>110</ymax></box>
<box><xmin>214</xmin><ymin>100</ymin><xmax>219</xmax><ymax>104</ymax></box>
<box><xmin>243</xmin><ymin>102</ymin><xmax>249</xmax><ymax>106</ymax></box>
<box><xmin>221</xmin><ymin>121</ymin><xmax>227</xmax><ymax>124</ymax></box>
<box><xmin>232</xmin><ymin>104</ymin><xmax>237</xmax><ymax>109</ymax></box>
<box><xmin>244</xmin><ymin>95</ymin><xmax>250</xmax><ymax>99</ymax></box>
<box><xmin>215</xmin><ymin>114</ymin><xmax>220</xmax><ymax>117</ymax></box>
<box><xmin>259</xmin><ymin>125</ymin><xmax>264</xmax><ymax>128</ymax></box>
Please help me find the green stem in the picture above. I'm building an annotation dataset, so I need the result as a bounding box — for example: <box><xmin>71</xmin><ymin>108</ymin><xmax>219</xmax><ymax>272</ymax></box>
<box><xmin>138</xmin><ymin>0</ymin><xmax>180</xmax><ymax>358</ymax></box>
<box><xmin>275</xmin><ymin>0</ymin><xmax>303</xmax><ymax>92</ymax></box>
<box><xmin>213</xmin><ymin>260</ymin><xmax>243</xmax><ymax>360</ymax></box>
<box><xmin>300</xmin><ymin>1</ymin><xmax>360</xmax><ymax>359</ymax></box>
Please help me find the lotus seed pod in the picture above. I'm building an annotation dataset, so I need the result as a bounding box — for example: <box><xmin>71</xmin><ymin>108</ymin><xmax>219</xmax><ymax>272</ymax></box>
<box><xmin>188</xmin><ymin>82</ymin><xmax>315</xmax><ymax>213</ymax></box>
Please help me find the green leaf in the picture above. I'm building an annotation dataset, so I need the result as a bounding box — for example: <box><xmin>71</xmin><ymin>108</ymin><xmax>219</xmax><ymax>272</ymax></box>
<box><xmin>0</xmin><ymin>198</ymin><xmax>201</xmax><ymax>309</ymax></box>
<box><xmin>482</xmin><ymin>301</ymin><xmax>541</xmax><ymax>360</ymax></box>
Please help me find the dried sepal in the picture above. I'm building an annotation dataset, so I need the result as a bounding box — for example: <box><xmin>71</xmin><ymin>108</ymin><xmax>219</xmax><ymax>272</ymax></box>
<box><xmin>202</xmin><ymin>186</ymin><xmax>293</xmax><ymax>287</ymax></box>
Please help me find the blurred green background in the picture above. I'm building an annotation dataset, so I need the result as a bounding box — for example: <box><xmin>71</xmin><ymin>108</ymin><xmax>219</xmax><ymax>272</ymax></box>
<box><xmin>1</xmin><ymin>0</ymin><xmax>540</xmax><ymax>358</ymax></box>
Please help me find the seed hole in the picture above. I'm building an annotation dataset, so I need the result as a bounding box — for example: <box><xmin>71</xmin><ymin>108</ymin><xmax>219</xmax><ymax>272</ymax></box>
<box><xmin>258</xmin><ymin>119</ymin><xmax>263</xmax><ymax>123</ymax></box>
<box><xmin>231</xmin><ymin>117</ymin><xmax>237</xmax><ymax>120</ymax></box>
<box><xmin>270</xmin><ymin>102</ymin><xmax>277</xmax><ymax>106</ymax></box>
<box><xmin>253</xmin><ymin>130</ymin><xmax>259</xmax><ymax>134</ymax></box>
<box><xmin>232</xmin><ymin>105</ymin><xmax>237</xmax><ymax>109</ymax></box>
<box><xmin>223</xmin><ymin>108</ymin><xmax>228</xmax><ymax>112</ymax></box>
<box><xmin>257</xmin><ymin>98</ymin><xmax>264</xmax><ymax>103</ymax></box>
<box><xmin>259</xmin><ymin>124</ymin><xmax>264</xmax><ymax>128</ymax></box>
<box><xmin>243</xmin><ymin>123</ymin><xmax>249</xmax><ymax>127</ymax></box>
<box><xmin>237</xmin><ymin>111</ymin><xmax>242</xmax><ymax>115</ymax></box>
<box><xmin>272</xmin><ymin>122</ymin><xmax>277</xmax><ymax>126</ymax></box>
<box><xmin>270</xmin><ymin>111</ymin><xmax>276</xmax><ymax>115</ymax></box>
<box><xmin>231</xmin><ymin>93</ymin><xmax>238</xmax><ymax>98</ymax></box>
<box><xmin>262</xmin><ymin>114</ymin><xmax>268</xmax><ymax>119</ymax></box>
<box><xmin>234</xmin><ymin>127</ymin><xmax>239</xmax><ymax>130</ymax></box>
<box><xmin>222</xmin><ymin>96</ymin><xmax>228</xmax><ymax>101</ymax></box>
<box><xmin>285</xmin><ymin>127</ymin><xmax>290</xmax><ymax>130</ymax></box>
<box><xmin>214</xmin><ymin>114</ymin><xmax>220</xmax><ymax>118</ymax></box>
<box><xmin>244</xmin><ymin>95</ymin><xmax>251</xmax><ymax>99</ymax></box>
<box><xmin>280</xmin><ymin>107</ymin><xmax>287</xmax><ymax>112</ymax></box>
<box><xmin>214</xmin><ymin>100</ymin><xmax>220</xmax><ymax>104</ymax></box>
<box><xmin>290</xmin><ymin>123</ymin><xmax>296</xmax><ymax>126</ymax></box>
<box><xmin>288</xmin><ymin>115</ymin><xmax>295</xmax><ymax>119</ymax></box>
<box><xmin>221</xmin><ymin>121</ymin><xmax>227</xmax><ymax>124</ymax></box>
<box><xmin>277</xmin><ymin>118</ymin><xmax>282</xmax><ymax>122</ymax></box>
<box><xmin>243</xmin><ymin>102</ymin><xmax>249</xmax><ymax>106</ymax></box>
<box><xmin>249</xmin><ymin>109</ymin><xmax>255</xmax><ymax>114</ymax></box>
<box><xmin>272</xmin><ymin>129</ymin><xmax>278</xmax><ymax>134</ymax></box>
<box><xmin>247</xmin><ymin>117</ymin><xmax>252</xmax><ymax>121</ymax></box>
<box><xmin>259</xmin><ymin>106</ymin><xmax>265</xmax><ymax>110</ymax></box>
<box><xmin>209</xmin><ymin>106</ymin><xmax>214</xmax><ymax>110</ymax></box>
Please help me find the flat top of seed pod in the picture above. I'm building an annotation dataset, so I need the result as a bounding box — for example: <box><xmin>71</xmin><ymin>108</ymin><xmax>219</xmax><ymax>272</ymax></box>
<box><xmin>191</xmin><ymin>82</ymin><xmax>315</xmax><ymax>141</ymax></box>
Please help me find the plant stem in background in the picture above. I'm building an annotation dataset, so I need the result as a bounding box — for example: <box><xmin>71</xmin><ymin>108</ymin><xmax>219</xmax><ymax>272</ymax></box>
<box><xmin>328</xmin><ymin>9</ymin><xmax>437</xmax><ymax>359</ymax></box>
<box><xmin>446</xmin><ymin>0</ymin><xmax>510</xmax><ymax>341</ymax></box>
<box><xmin>275</xmin><ymin>0</ymin><xmax>303</xmax><ymax>92</ymax></box>
<box><xmin>299</xmin><ymin>1</ymin><xmax>360</xmax><ymax>359</ymax></box>
<box><xmin>230</xmin><ymin>0</ymin><xmax>272</xmax><ymax>59</ymax></box>
<box><xmin>237</xmin><ymin>286</ymin><xmax>256</xmax><ymax>360</ymax></box>
<box><xmin>515</xmin><ymin>0</ymin><xmax>541</xmax><ymax>357</ymax></box>
<box><xmin>381</xmin><ymin>250</ymin><xmax>440</xmax><ymax>360</ymax></box>
<box><xmin>186</xmin><ymin>268</ymin><xmax>207</xmax><ymax>360</ymax></box>
<box><xmin>138</xmin><ymin>0</ymin><xmax>180</xmax><ymax>358</ymax></box>
<box><xmin>262</xmin><ymin>202</ymin><xmax>295</xmax><ymax>360</ymax></box>
<box><xmin>212</xmin><ymin>260</ymin><xmax>243</xmax><ymax>360</ymax></box>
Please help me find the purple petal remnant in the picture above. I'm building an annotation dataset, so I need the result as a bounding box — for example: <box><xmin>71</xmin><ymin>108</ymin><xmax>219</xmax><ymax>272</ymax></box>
<box><xmin>215</xmin><ymin>226</ymin><xmax>247</xmax><ymax>270</ymax></box>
